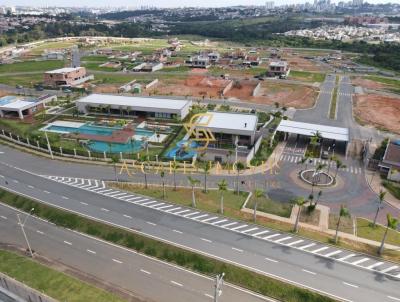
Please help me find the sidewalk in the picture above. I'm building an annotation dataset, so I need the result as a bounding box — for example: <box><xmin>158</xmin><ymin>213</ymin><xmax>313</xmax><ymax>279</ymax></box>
<box><xmin>365</xmin><ymin>170</ymin><xmax>400</xmax><ymax>210</ymax></box>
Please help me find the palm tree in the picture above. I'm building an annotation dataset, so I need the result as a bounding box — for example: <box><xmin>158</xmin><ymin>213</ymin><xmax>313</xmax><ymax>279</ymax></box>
<box><xmin>235</xmin><ymin>161</ymin><xmax>245</xmax><ymax>195</ymax></box>
<box><xmin>171</xmin><ymin>161</ymin><xmax>178</xmax><ymax>191</ymax></box>
<box><xmin>334</xmin><ymin>159</ymin><xmax>346</xmax><ymax>180</ymax></box>
<box><xmin>188</xmin><ymin>176</ymin><xmax>200</xmax><ymax>208</ymax></box>
<box><xmin>201</xmin><ymin>161</ymin><xmax>210</xmax><ymax>193</ymax></box>
<box><xmin>110</xmin><ymin>155</ymin><xmax>119</xmax><ymax>181</ymax></box>
<box><xmin>378</xmin><ymin>213</ymin><xmax>398</xmax><ymax>255</ymax></box>
<box><xmin>253</xmin><ymin>189</ymin><xmax>264</xmax><ymax>223</ymax></box>
<box><xmin>315</xmin><ymin>190</ymin><xmax>322</xmax><ymax>207</ymax></box>
<box><xmin>142</xmin><ymin>162</ymin><xmax>149</xmax><ymax>189</ymax></box>
<box><xmin>298</xmin><ymin>156</ymin><xmax>310</xmax><ymax>172</ymax></box>
<box><xmin>373</xmin><ymin>190</ymin><xmax>386</xmax><ymax>227</ymax></box>
<box><xmin>218</xmin><ymin>179</ymin><xmax>228</xmax><ymax>214</ymax></box>
<box><xmin>311</xmin><ymin>163</ymin><xmax>326</xmax><ymax>194</ymax></box>
<box><xmin>334</xmin><ymin>205</ymin><xmax>350</xmax><ymax>244</ymax></box>
<box><xmin>160</xmin><ymin>171</ymin><xmax>166</xmax><ymax>199</ymax></box>
<box><xmin>293</xmin><ymin>197</ymin><xmax>306</xmax><ymax>233</ymax></box>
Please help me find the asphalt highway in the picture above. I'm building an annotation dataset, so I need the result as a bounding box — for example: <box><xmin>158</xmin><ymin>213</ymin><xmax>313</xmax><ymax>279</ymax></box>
<box><xmin>0</xmin><ymin>156</ymin><xmax>399</xmax><ymax>302</ymax></box>
<box><xmin>0</xmin><ymin>203</ymin><xmax>269</xmax><ymax>302</ymax></box>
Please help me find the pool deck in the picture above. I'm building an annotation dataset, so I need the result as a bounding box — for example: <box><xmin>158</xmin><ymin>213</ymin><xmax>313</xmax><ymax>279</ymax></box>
<box><xmin>69</xmin><ymin>127</ymin><xmax>135</xmax><ymax>143</ymax></box>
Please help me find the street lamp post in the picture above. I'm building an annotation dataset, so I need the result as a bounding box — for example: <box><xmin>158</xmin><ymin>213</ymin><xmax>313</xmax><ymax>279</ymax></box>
<box><xmin>44</xmin><ymin>131</ymin><xmax>54</xmax><ymax>159</ymax></box>
<box><xmin>214</xmin><ymin>272</ymin><xmax>225</xmax><ymax>302</ymax></box>
<box><xmin>17</xmin><ymin>208</ymin><xmax>35</xmax><ymax>258</ymax></box>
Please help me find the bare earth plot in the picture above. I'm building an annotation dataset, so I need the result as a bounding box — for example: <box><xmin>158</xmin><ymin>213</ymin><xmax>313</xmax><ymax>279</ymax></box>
<box><xmin>353</xmin><ymin>94</ymin><xmax>400</xmax><ymax>134</ymax></box>
<box><xmin>281</xmin><ymin>53</ymin><xmax>323</xmax><ymax>72</ymax></box>
<box><xmin>352</xmin><ymin>77</ymin><xmax>389</xmax><ymax>90</ymax></box>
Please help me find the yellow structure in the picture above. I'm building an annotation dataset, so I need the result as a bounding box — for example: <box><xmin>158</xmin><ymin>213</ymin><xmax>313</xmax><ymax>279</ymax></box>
<box><xmin>183</xmin><ymin>113</ymin><xmax>216</xmax><ymax>151</ymax></box>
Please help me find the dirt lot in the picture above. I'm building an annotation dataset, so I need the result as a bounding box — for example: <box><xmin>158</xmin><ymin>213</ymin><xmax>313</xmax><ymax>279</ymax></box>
<box><xmin>352</xmin><ymin>77</ymin><xmax>388</xmax><ymax>90</ymax></box>
<box><xmin>353</xmin><ymin>94</ymin><xmax>400</xmax><ymax>134</ymax></box>
<box><xmin>281</xmin><ymin>53</ymin><xmax>323</xmax><ymax>72</ymax></box>
<box><xmin>92</xmin><ymin>85</ymin><xmax>120</xmax><ymax>94</ymax></box>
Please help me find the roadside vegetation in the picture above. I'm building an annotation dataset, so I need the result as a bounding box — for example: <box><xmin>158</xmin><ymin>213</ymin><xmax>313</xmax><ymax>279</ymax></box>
<box><xmin>288</xmin><ymin>70</ymin><xmax>325</xmax><ymax>83</ymax></box>
<box><xmin>0</xmin><ymin>60</ymin><xmax>65</xmax><ymax>73</ymax></box>
<box><xmin>0</xmin><ymin>249</ymin><xmax>125</xmax><ymax>302</ymax></box>
<box><xmin>329</xmin><ymin>76</ymin><xmax>339</xmax><ymax>119</ymax></box>
<box><xmin>0</xmin><ymin>189</ymin><xmax>336</xmax><ymax>302</ymax></box>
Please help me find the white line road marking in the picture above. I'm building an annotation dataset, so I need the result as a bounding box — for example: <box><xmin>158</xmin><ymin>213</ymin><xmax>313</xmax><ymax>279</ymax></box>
<box><xmin>87</xmin><ymin>249</ymin><xmax>96</xmax><ymax>254</ymax></box>
<box><xmin>302</xmin><ymin>269</ymin><xmax>317</xmax><ymax>275</ymax></box>
<box><xmin>157</xmin><ymin>205</ymin><xmax>174</xmax><ymax>210</ymax></box>
<box><xmin>231</xmin><ymin>224</ymin><xmax>248</xmax><ymax>231</ymax></box>
<box><xmin>202</xmin><ymin>216</ymin><xmax>219</xmax><ymax>223</ymax></box>
<box><xmin>343</xmin><ymin>282</ymin><xmax>358</xmax><ymax>288</ymax></box>
<box><xmin>123</xmin><ymin>214</ymin><xmax>132</xmax><ymax>219</ymax></box>
<box><xmin>221</xmin><ymin>222</ymin><xmax>237</xmax><ymax>228</ymax></box>
<box><xmin>173</xmin><ymin>229</ymin><xmax>183</xmax><ymax>234</ymax></box>
<box><xmin>43</xmin><ymin>190</ymin><xmax>50</xmax><ymax>194</ymax></box>
<box><xmin>264</xmin><ymin>233</ymin><xmax>281</xmax><ymax>240</ymax></box>
<box><xmin>140</xmin><ymin>269</ymin><xmax>151</xmax><ymax>275</ymax></box>
<box><xmin>13</xmin><ymin>180</ymin><xmax>18</xmax><ymax>183</ymax></box>
<box><xmin>141</xmin><ymin>200</ymin><xmax>159</xmax><ymax>206</ymax></box>
<box><xmin>61</xmin><ymin>196</ymin><xmax>69</xmax><ymax>200</ymax></box>
<box><xmin>351</xmin><ymin>258</ymin><xmax>369</xmax><ymax>265</ymax></box>
<box><xmin>311</xmin><ymin>247</ymin><xmax>329</xmax><ymax>254</ymax></box>
<box><xmin>63</xmin><ymin>240</ymin><xmax>72</xmax><ymax>245</ymax></box>
<box><xmin>212</xmin><ymin>219</ymin><xmax>228</xmax><ymax>225</ymax></box>
<box><xmin>338</xmin><ymin>254</ymin><xmax>356</xmax><ymax>261</ymax></box>
<box><xmin>324</xmin><ymin>250</ymin><xmax>342</xmax><ymax>257</ymax></box>
<box><xmin>192</xmin><ymin>214</ymin><xmax>208</xmax><ymax>220</ymax></box>
<box><xmin>298</xmin><ymin>243</ymin><xmax>316</xmax><ymax>250</ymax></box>
<box><xmin>173</xmin><ymin>209</ymin><xmax>190</xmax><ymax>215</ymax></box>
<box><xmin>36</xmin><ymin>230</ymin><xmax>44</xmax><ymax>235</ymax></box>
<box><xmin>165</xmin><ymin>207</ymin><xmax>182</xmax><ymax>213</ymax></box>
<box><xmin>146</xmin><ymin>221</ymin><xmax>157</xmax><ymax>226</ymax></box>
<box><xmin>101</xmin><ymin>208</ymin><xmax>110</xmax><ymax>212</ymax></box>
<box><xmin>232</xmin><ymin>247</ymin><xmax>243</xmax><ymax>253</ymax></box>
<box><xmin>28</xmin><ymin>185</ymin><xmax>34</xmax><ymax>189</ymax></box>
<box><xmin>205</xmin><ymin>293</ymin><xmax>213</xmax><ymax>299</ymax></box>
<box><xmin>0</xmin><ymin>215</ymin><xmax>7</xmax><ymax>220</ymax></box>
<box><xmin>183</xmin><ymin>211</ymin><xmax>199</xmax><ymax>217</ymax></box>
<box><xmin>366</xmin><ymin>262</ymin><xmax>384</xmax><ymax>269</ymax></box>
<box><xmin>388</xmin><ymin>296</ymin><xmax>400</xmax><ymax>301</ymax></box>
<box><xmin>112</xmin><ymin>259</ymin><xmax>123</xmax><ymax>264</ymax></box>
<box><xmin>241</xmin><ymin>227</ymin><xmax>259</xmax><ymax>234</ymax></box>
<box><xmin>170</xmin><ymin>280</ymin><xmax>183</xmax><ymax>287</ymax></box>
<box><xmin>265</xmin><ymin>257</ymin><xmax>278</xmax><ymax>263</ymax></box>
<box><xmin>286</xmin><ymin>239</ymin><xmax>304</xmax><ymax>246</ymax></box>
<box><xmin>201</xmin><ymin>238</ymin><xmax>212</xmax><ymax>243</ymax></box>
<box><xmin>252</xmin><ymin>230</ymin><xmax>270</xmax><ymax>237</ymax></box>
<box><xmin>381</xmin><ymin>266</ymin><xmax>398</xmax><ymax>273</ymax></box>
<box><xmin>80</xmin><ymin>202</ymin><xmax>88</xmax><ymax>206</ymax></box>
<box><xmin>275</xmin><ymin>236</ymin><xmax>292</xmax><ymax>243</ymax></box>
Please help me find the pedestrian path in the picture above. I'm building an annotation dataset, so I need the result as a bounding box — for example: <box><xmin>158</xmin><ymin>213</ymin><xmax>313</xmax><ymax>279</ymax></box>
<box><xmin>338</xmin><ymin>92</ymin><xmax>352</xmax><ymax>97</ymax></box>
<box><xmin>42</xmin><ymin>175</ymin><xmax>400</xmax><ymax>281</ymax></box>
<box><xmin>279</xmin><ymin>153</ymin><xmax>363</xmax><ymax>175</ymax></box>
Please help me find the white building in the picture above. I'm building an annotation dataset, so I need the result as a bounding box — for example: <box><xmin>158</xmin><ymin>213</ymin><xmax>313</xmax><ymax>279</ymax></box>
<box><xmin>0</xmin><ymin>95</ymin><xmax>56</xmax><ymax>120</ymax></box>
<box><xmin>76</xmin><ymin>94</ymin><xmax>192</xmax><ymax>120</ymax></box>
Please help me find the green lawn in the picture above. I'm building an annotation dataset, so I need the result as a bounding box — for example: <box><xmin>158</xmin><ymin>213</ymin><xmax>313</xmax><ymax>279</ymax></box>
<box><xmin>30</xmin><ymin>41</ymin><xmax>76</xmax><ymax>55</ymax></box>
<box><xmin>81</xmin><ymin>55</ymin><xmax>109</xmax><ymax>62</ymax></box>
<box><xmin>357</xmin><ymin>218</ymin><xmax>400</xmax><ymax>246</ymax></box>
<box><xmin>0</xmin><ymin>74</ymin><xmax>43</xmax><ymax>86</ymax></box>
<box><xmin>328</xmin><ymin>213</ymin><xmax>354</xmax><ymax>235</ymax></box>
<box><xmin>329</xmin><ymin>86</ymin><xmax>338</xmax><ymax>119</ymax></box>
<box><xmin>82</xmin><ymin>62</ymin><xmax>121</xmax><ymax>72</ymax></box>
<box><xmin>0</xmin><ymin>249</ymin><xmax>125</xmax><ymax>302</ymax></box>
<box><xmin>288</xmin><ymin>70</ymin><xmax>325</xmax><ymax>83</ymax></box>
<box><xmin>382</xmin><ymin>180</ymin><xmax>400</xmax><ymax>200</ymax></box>
<box><xmin>366</xmin><ymin>75</ymin><xmax>400</xmax><ymax>87</ymax></box>
<box><xmin>0</xmin><ymin>60</ymin><xmax>65</xmax><ymax>73</ymax></box>
<box><xmin>247</xmin><ymin>196</ymin><xmax>292</xmax><ymax>218</ymax></box>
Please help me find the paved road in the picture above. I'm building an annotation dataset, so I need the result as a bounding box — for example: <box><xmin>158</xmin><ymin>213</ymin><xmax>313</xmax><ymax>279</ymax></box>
<box><xmin>0</xmin><ymin>203</ymin><xmax>269</xmax><ymax>302</ymax></box>
<box><xmin>0</xmin><ymin>155</ymin><xmax>400</xmax><ymax>302</ymax></box>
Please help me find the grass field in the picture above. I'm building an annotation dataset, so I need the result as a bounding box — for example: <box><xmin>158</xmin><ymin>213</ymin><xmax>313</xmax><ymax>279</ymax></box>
<box><xmin>81</xmin><ymin>55</ymin><xmax>109</xmax><ymax>62</ymax></box>
<box><xmin>329</xmin><ymin>77</ymin><xmax>339</xmax><ymax>119</ymax></box>
<box><xmin>30</xmin><ymin>41</ymin><xmax>76</xmax><ymax>55</ymax></box>
<box><xmin>357</xmin><ymin>218</ymin><xmax>400</xmax><ymax>246</ymax></box>
<box><xmin>289</xmin><ymin>70</ymin><xmax>325</xmax><ymax>83</ymax></box>
<box><xmin>0</xmin><ymin>74</ymin><xmax>43</xmax><ymax>86</ymax></box>
<box><xmin>0</xmin><ymin>249</ymin><xmax>125</xmax><ymax>302</ymax></box>
<box><xmin>382</xmin><ymin>180</ymin><xmax>400</xmax><ymax>200</ymax></box>
<box><xmin>0</xmin><ymin>60</ymin><xmax>65</xmax><ymax>73</ymax></box>
<box><xmin>366</xmin><ymin>75</ymin><xmax>400</xmax><ymax>87</ymax></box>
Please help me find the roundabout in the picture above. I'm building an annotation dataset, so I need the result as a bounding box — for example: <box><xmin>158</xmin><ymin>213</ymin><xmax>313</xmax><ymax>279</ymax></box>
<box><xmin>300</xmin><ymin>169</ymin><xmax>334</xmax><ymax>187</ymax></box>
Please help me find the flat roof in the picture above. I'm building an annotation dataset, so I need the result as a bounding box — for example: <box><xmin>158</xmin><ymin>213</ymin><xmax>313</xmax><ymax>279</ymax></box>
<box><xmin>0</xmin><ymin>100</ymin><xmax>37</xmax><ymax>110</ymax></box>
<box><xmin>277</xmin><ymin>120</ymin><xmax>349</xmax><ymax>142</ymax></box>
<box><xmin>77</xmin><ymin>94</ymin><xmax>190</xmax><ymax>111</ymax></box>
<box><xmin>45</xmin><ymin>67</ymin><xmax>83</xmax><ymax>74</ymax></box>
<box><xmin>270</xmin><ymin>61</ymin><xmax>288</xmax><ymax>67</ymax></box>
<box><xmin>197</xmin><ymin>111</ymin><xmax>258</xmax><ymax>132</ymax></box>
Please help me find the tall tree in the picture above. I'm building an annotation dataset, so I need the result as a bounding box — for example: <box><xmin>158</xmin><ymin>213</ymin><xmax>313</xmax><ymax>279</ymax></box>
<box><xmin>187</xmin><ymin>176</ymin><xmax>200</xmax><ymax>208</ymax></box>
<box><xmin>373</xmin><ymin>190</ymin><xmax>386</xmax><ymax>227</ymax></box>
<box><xmin>334</xmin><ymin>205</ymin><xmax>350</xmax><ymax>244</ymax></box>
<box><xmin>171</xmin><ymin>161</ymin><xmax>178</xmax><ymax>191</ymax></box>
<box><xmin>253</xmin><ymin>189</ymin><xmax>264</xmax><ymax>223</ymax></box>
<box><xmin>293</xmin><ymin>197</ymin><xmax>306</xmax><ymax>233</ymax></box>
<box><xmin>378</xmin><ymin>214</ymin><xmax>398</xmax><ymax>255</ymax></box>
<box><xmin>235</xmin><ymin>161</ymin><xmax>245</xmax><ymax>195</ymax></box>
<box><xmin>218</xmin><ymin>179</ymin><xmax>228</xmax><ymax>215</ymax></box>
<box><xmin>160</xmin><ymin>171</ymin><xmax>166</xmax><ymax>200</ymax></box>
<box><xmin>201</xmin><ymin>161</ymin><xmax>211</xmax><ymax>193</ymax></box>
<box><xmin>110</xmin><ymin>155</ymin><xmax>119</xmax><ymax>182</ymax></box>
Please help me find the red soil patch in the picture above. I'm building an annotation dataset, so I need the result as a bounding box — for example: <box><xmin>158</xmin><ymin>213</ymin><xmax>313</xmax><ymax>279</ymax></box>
<box><xmin>281</xmin><ymin>54</ymin><xmax>323</xmax><ymax>72</ymax></box>
<box><xmin>353</xmin><ymin>94</ymin><xmax>400</xmax><ymax>134</ymax></box>
<box><xmin>352</xmin><ymin>77</ymin><xmax>388</xmax><ymax>90</ymax></box>
<box><xmin>93</xmin><ymin>85</ymin><xmax>120</xmax><ymax>94</ymax></box>
<box><xmin>224</xmin><ymin>80</ymin><xmax>257</xmax><ymax>99</ymax></box>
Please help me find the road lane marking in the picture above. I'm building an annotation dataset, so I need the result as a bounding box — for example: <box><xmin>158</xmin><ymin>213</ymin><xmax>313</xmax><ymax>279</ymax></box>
<box><xmin>204</xmin><ymin>293</ymin><xmax>213</xmax><ymax>299</ymax></box>
<box><xmin>173</xmin><ymin>209</ymin><xmax>190</xmax><ymax>215</ymax></box>
<box><xmin>183</xmin><ymin>211</ymin><xmax>199</xmax><ymax>217</ymax></box>
<box><xmin>171</xmin><ymin>280</ymin><xmax>183</xmax><ymax>287</ymax></box>
<box><xmin>381</xmin><ymin>266</ymin><xmax>398</xmax><ymax>273</ymax></box>
<box><xmin>123</xmin><ymin>214</ymin><xmax>132</xmax><ymax>219</ymax></box>
<box><xmin>202</xmin><ymin>216</ymin><xmax>219</xmax><ymax>223</ymax></box>
<box><xmin>146</xmin><ymin>221</ymin><xmax>157</xmax><ymax>226</ymax></box>
<box><xmin>338</xmin><ymin>254</ymin><xmax>356</xmax><ymax>261</ymax></box>
<box><xmin>221</xmin><ymin>222</ymin><xmax>237</xmax><ymax>228</ymax></box>
<box><xmin>231</xmin><ymin>224</ymin><xmax>248</xmax><ymax>231</ymax></box>
<box><xmin>342</xmin><ymin>282</ymin><xmax>358</xmax><ymax>288</ymax></box>
<box><xmin>265</xmin><ymin>257</ymin><xmax>278</xmax><ymax>263</ymax></box>
<box><xmin>241</xmin><ymin>227</ymin><xmax>259</xmax><ymax>234</ymax></box>
<box><xmin>311</xmin><ymin>247</ymin><xmax>329</xmax><ymax>254</ymax></box>
<box><xmin>28</xmin><ymin>185</ymin><xmax>34</xmax><ymax>189</ymax></box>
<box><xmin>232</xmin><ymin>247</ymin><xmax>243</xmax><ymax>253</ymax></box>
<box><xmin>112</xmin><ymin>259</ymin><xmax>123</xmax><ymax>264</ymax></box>
<box><xmin>275</xmin><ymin>236</ymin><xmax>292</xmax><ymax>243</ymax></box>
<box><xmin>13</xmin><ymin>180</ymin><xmax>18</xmax><ymax>183</ymax></box>
<box><xmin>43</xmin><ymin>190</ymin><xmax>50</xmax><ymax>194</ymax></box>
<box><xmin>80</xmin><ymin>202</ymin><xmax>88</xmax><ymax>206</ymax></box>
<box><xmin>36</xmin><ymin>230</ymin><xmax>44</xmax><ymax>235</ymax></box>
<box><xmin>63</xmin><ymin>241</ymin><xmax>72</xmax><ymax>245</ymax></box>
<box><xmin>264</xmin><ymin>233</ymin><xmax>281</xmax><ymax>240</ymax></box>
<box><xmin>302</xmin><ymin>269</ymin><xmax>317</xmax><ymax>275</ymax></box>
<box><xmin>173</xmin><ymin>229</ymin><xmax>183</xmax><ymax>234</ymax></box>
<box><xmin>366</xmin><ymin>262</ymin><xmax>384</xmax><ymax>269</ymax></box>
<box><xmin>351</xmin><ymin>258</ymin><xmax>369</xmax><ymax>265</ymax></box>
<box><xmin>140</xmin><ymin>269</ymin><xmax>151</xmax><ymax>275</ymax></box>
<box><xmin>298</xmin><ymin>243</ymin><xmax>316</xmax><ymax>250</ymax></box>
<box><xmin>388</xmin><ymin>296</ymin><xmax>400</xmax><ymax>301</ymax></box>
<box><xmin>252</xmin><ymin>230</ymin><xmax>270</xmax><ymax>237</ymax></box>
<box><xmin>212</xmin><ymin>219</ymin><xmax>228</xmax><ymax>225</ymax></box>
<box><xmin>61</xmin><ymin>196</ymin><xmax>69</xmax><ymax>200</ymax></box>
<box><xmin>192</xmin><ymin>214</ymin><xmax>208</xmax><ymax>220</ymax></box>
<box><xmin>286</xmin><ymin>239</ymin><xmax>303</xmax><ymax>246</ymax></box>
<box><xmin>201</xmin><ymin>238</ymin><xmax>212</xmax><ymax>243</ymax></box>
<box><xmin>101</xmin><ymin>208</ymin><xmax>110</xmax><ymax>212</ymax></box>
<box><xmin>87</xmin><ymin>249</ymin><xmax>96</xmax><ymax>254</ymax></box>
<box><xmin>324</xmin><ymin>250</ymin><xmax>342</xmax><ymax>257</ymax></box>
<box><xmin>0</xmin><ymin>215</ymin><xmax>7</xmax><ymax>220</ymax></box>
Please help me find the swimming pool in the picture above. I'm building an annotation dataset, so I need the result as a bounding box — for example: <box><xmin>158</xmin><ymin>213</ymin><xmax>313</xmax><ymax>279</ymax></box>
<box><xmin>45</xmin><ymin>124</ymin><xmax>122</xmax><ymax>136</ymax></box>
<box><xmin>87</xmin><ymin>140</ymin><xmax>143</xmax><ymax>153</ymax></box>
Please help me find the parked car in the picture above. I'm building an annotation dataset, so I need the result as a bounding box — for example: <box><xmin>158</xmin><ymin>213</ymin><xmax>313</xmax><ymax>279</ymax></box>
<box><xmin>15</xmin><ymin>85</ymin><xmax>23</xmax><ymax>89</ymax></box>
<box><xmin>321</xmin><ymin>151</ymin><xmax>329</xmax><ymax>159</ymax></box>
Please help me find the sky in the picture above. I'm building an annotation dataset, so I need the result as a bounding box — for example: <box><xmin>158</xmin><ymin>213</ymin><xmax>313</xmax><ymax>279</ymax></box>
<box><xmin>3</xmin><ymin>0</ymin><xmax>399</xmax><ymax>8</ymax></box>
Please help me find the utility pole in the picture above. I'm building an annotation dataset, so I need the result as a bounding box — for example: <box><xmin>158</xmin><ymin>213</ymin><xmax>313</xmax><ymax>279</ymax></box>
<box><xmin>214</xmin><ymin>272</ymin><xmax>225</xmax><ymax>302</ymax></box>
<box><xmin>44</xmin><ymin>131</ymin><xmax>54</xmax><ymax>159</ymax></box>
<box><xmin>17</xmin><ymin>208</ymin><xmax>35</xmax><ymax>258</ymax></box>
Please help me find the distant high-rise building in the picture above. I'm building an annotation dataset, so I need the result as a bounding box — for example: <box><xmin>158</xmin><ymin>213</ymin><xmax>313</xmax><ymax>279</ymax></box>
<box><xmin>265</xmin><ymin>1</ymin><xmax>275</xmax><ymax>10</ymax></box>
<box><xmin>353</xmin><ymin>0</ymin><xmax>363</xmax><ymax>6</ymax></box>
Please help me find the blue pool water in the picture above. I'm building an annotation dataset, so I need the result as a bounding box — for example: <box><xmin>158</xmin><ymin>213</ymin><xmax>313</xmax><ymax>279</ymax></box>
<box><xmin>46</xmin><ymin>124</ymin><xmax>122</xmax><ymax>136</ymax></box>
<box><xmin>165</xmin><ymin>140</ymin><xmax>198</xmax><ymax>160</ymax></box>
<box><xmin>88</xmin><ymin>140</ymin><xmax>143</xmax><ymax>153</ymax></box>
<box><xmin>0</xmin><ymin>96</ymin><xmax>16</xmax><ymax>105</ymax></box>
